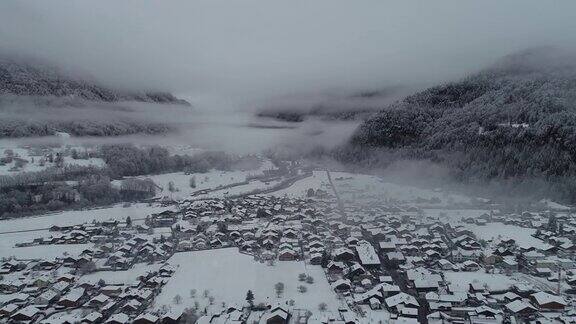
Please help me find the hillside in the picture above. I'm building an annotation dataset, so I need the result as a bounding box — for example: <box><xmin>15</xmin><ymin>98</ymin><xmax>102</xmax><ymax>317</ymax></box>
<box><xmin>0</xmin><ymin>56</ymin><xmax>189</xmax><ymax>105</ymax></box>
<box><xmin>256</xmin><ymin>86</ymin><xmax>407</xmax><ymax>122</ymax></box>
<box><xmin>0</xmin><ymin>56</ymin><xmax>189</xmax><ymax>138</ymax></box>
<box><xmin>338</xmin><ymin>48</ymin><xmax>576</xmax><ymax>202</ymax></box>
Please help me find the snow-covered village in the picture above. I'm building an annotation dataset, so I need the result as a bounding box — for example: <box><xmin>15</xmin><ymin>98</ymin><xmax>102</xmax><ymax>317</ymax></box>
<box><xmin>1</xmin><ymin>147</ymin><xmax>575</xmax><ymax>324</ymax></box>
<box><xmin>3</xmin><ymin>1</ymin><xmax>576</xmax><ymax>323</ymax></box>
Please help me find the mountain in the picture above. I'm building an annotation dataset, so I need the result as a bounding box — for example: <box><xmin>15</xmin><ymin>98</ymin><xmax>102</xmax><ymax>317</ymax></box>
<box><xmin>256</xmin><ymin>86</ymin><xmax>407</xmax><ymax>122</ymax></box>
<box><xmin>337</xmin><ymin>48</ymin><xmax>576</xmax><ymax>202</ymax></box>
<box><xmin>0</xmin><ymin>55</ymin><xmax>190</xmax><ymax>138</ymax></box>
<box><xmin>0</xmin><ymin>56</ymin><xmax>189</xmax><ymax>105</ymax></box>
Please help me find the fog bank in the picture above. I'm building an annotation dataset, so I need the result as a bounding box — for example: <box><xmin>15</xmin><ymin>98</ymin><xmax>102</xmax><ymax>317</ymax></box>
<box><xmin>2</xmin><ymin>0</ymin><xmax>576</xmax><ymax>107</ymax></box>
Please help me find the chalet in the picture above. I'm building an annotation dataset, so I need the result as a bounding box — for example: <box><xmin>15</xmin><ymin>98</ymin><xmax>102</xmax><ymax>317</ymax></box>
<box><xmin>505</xmin><ymin>299</ymin><xmax>537</xmax><ymax>317</ymax></box>
<box><xmin>326</xmin><ymin>261</ymin><xmax>345</xmax><ymax>274</ymax></box>
<box><xmin>162</xmin><ymin>309</ymin><xmax>183</xmax><ymax>324</ymax></box>
<box><xmin>500</xmin><ymin>258</ymin><xmax>518</xmax><ymax>272</ymax></box>
<box><xmin>0</xmin><ymin>304</ymin><xmax>19</xmax><ymax>318</ymax></box>
<box><xmin>355</xmin><ymin>241</ymin><xmax>380</xmax><ymax>269</ymax></box>
<box><xmin>385</xmin><ymin>252</ymin><xmax>406</xmax><ymax>268</ymax></box>
<box><xmin>82</xmin><ymin>312</ymin><xmax>103</xmax><ymax>324</ymax></box>
<box><xmin>122</xmin><ymin>299</ymin><xmax>142</xmax><ymax>314</ymax></box>
<box><xmin>11</xmin><ymin>306</ymin><xmax>41</xmax><ymax>322</ymax></box>
<box><xmin>309</xmin><ymin>253</ymin><xmax>323</xmax><ymax>265</ymax></box>
<box><xmin>385</xmin><ymin>292</ymin><xmax>419</xmax><ymax>313</ymax></box>
<box><xmin>134</xmin><ymin>313</ymin><xmax>159</xmax><ymax>324</ymax></box>
<box><xmin>379</xmin><ymin>241</ymin><xmax>396</xmax><ymax>253</ymax></box>
<box><xmin>413</xmin><ymin>279</ymin><xmax>440</xmax><ymax>294</ymax></box>
<box><xmin>35</xmin><ymin>289</ymin><xmax>59</xmax><ymax>305</ymax></box>
<box><xmin>0</xmin><ymin>279</ymin><xmax>25</xmax><ymax>293</ymax></box>
<box><xmin>345</xmin><ymin>263</ymin><xmax>366</xmax><ymax>278</ymax></box>
<box><xmin>333</xmin><ymin>279</ymin><xmax>352</xmax><ymax>292</ymax></box>
<box><xmin>265</xmin><ymin>305</ymin><xmax>290</xmax><ymax>324</ymax></box>
<box><xmin>107</xmin><ymin>313</ymin><xmax>130</xmax><ymax>324</ymax></box>
<box><xmin>1</xmin><ymin>293</ymin><xmax>28</xmax><ymax>305</ymax></box>
<box><xmin>101</xmin><ymin>285</ymin><xmax>124</xmax><ymax>297</ymax></box>
<box><xmin>437</xmin><ymin>259</ymin><xmax>456</xmax><ymax>271</ymax></box>
<box><xmin>461</xmin><ymin>260</ymin><xmax>480</xmax><ymax>272</ymax></box>
<box><xmin>57</xmin><ymin>288</ymin><xmax>85</xmax><ymax>308</ymax></box>
<box><xmin>530</xmin><ymin>292</ymin><xmax>567</xmax><ymax>311</ymax></box>
<box><xmin>333</xmin><ymin>247</ymin><xmax>355</xmax><ymax>262</ymax></box>
<box><xmin>86</xmin><ymin>294</ymin><xmax>110</xmax><ymax>308</ymax></box>
<box><xmin>278</xmin><ymin>248</ymin><xmax>298</xmax><ymax>261</ymax></box>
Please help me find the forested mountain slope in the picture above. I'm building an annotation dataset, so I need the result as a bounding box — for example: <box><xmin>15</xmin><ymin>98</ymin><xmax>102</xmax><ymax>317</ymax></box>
<box><xmin>0</xmin><ymin>56</ymin><xmax>189</xmax><ymax>104</ymax></box>
<box><xmin>337</xmin><ymin>48</ymin><xmax>576</xmax><ymax>202</ymax></box>
<box><xmin>256</xmin><ymin>86</ymin><xmax>407</xmax><ymax>122</ymax></box>
<box><xmin>0</xmin><ymin>55</ymin><xmax>189</xmax><ymax>138</ymax></box>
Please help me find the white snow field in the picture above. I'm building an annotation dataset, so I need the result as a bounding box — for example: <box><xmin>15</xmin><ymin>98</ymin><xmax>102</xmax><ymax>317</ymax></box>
<box><xmin>0</xmin><ymin>203</ymin><xmax>170</xmax><ymax>233</ymax></box>
<box><xmin>330</xmin><ymin>171</ymin><xmax>471</xmax><ymax>204</ymax></box>
<box><xmin>78</xmin><ymin>263</ymin><xmax>163</xmax><ymax>285</ymax></box>
<box><xmin>269</xmin><ymin>171</ymin><xmax>331</xmax><ymax>198</ymax></box>
<box><xmin>443</xmin><ymin>271</ymin><xmax>519</xmax><ymax>292</ymax></box>
<box><xmin>462</xmin><ymin>223</ymin><xmax>547</xmax><ymax>249</ymax></box>
<box><xmin>0</xmin><ymin>143</ymin><xmax>105</xmax><ymax>176</ymax></box>
<box><xmin>0</xmin><ymin>203</ymin><xmax>171</xmax><ymax>259</ymax></box>
<box><xmin>155</xmin><ymin>248</ymin><xmax>342</xmax><ymax>315</ymax></box>
<box><xmin>112</xmin><ymin>160</ymin><xmax>277</xmax><ymax>200</ymax></box>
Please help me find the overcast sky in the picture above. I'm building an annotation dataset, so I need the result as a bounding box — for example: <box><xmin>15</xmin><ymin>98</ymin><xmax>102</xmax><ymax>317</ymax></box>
<box><xmin>1</xmin><ymin>0</ymin><xmax>576</xmax><ymax>105</ymax></box>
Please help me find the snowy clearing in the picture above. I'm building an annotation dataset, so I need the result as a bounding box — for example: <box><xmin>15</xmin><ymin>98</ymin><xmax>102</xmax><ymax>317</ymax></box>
<box><xmin>155</xmin><ymin>248</ymin><xmax>343</xmax><ymax>315</ymax></box>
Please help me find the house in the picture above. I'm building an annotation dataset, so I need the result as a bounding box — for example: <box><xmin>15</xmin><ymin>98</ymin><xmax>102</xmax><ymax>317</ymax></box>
<box><xmin>309</xmin><ymin>253</ymin><xmax>323</xmax><ymax>265</ymax></box>
<box><xmin>162</xmin><ymin>309</ymin><xmax>183</xmax><ymax>324</ymax></box>
<box><xmin>134</xmin><ymin>313</ymin><xmax>159</xmax><ymax>324</ymax></box>
<box><xmin>35</xmin><ymin>289</ymin><xmax>59</xmax><ymax>305</ymax></box>
<box><xmin>278</xmin><ymin>248</ymin><xmax>298</xmax><ymax>261</ymax></box>
<box><xmin>369</xmin><ymin>297</ymin><xmax>382</xmax><ymax>310</ymax></box>
<box><xmin>437</xmin><ymin>259</ymin><xmax>456</xmax><ymax>271</ymax></box>
<box><xmin>326</xmin><ymin>261</ymin><xmax>345</xmax><ymax>274</ymax></box>
<box><xmin>107</xmin><ymin>313</ymin><xmax>130</xmax><ymax>324</ymax></box>
<box><xmin>505</xmin><ymin>299</ymin><xmax>537</xmax><ymax>316</ymax></box>
<box><xmin>333</xmin><ymin>247</ymin><xmax>355</xmax><ymax>262</ymax></box>
<box><xmin>530</xmin><ymin>292</ymin><xmax>567</xmax><ymax>311</ymax></box>
<box><xmin>81</xmin><ymin>312</ymin><xmax>103</xmax><ymax>324</ymax></box>
<box><xmin>86</xmin><ymin>294</ymin><xmax>110</xmax><ymax>308</ymax></box>
<box><xmin>355</xmin><ymin>241</ymin><xmax>380</xmax><ymax>268</ymax></box>
<box><xmin>333</xmin><ymin>279</ymin><xmax>352</xmax><ymax>292</ymax></box>
<box><xmin>501</xmin><ymin>258</ymin><xmax>518</xmax><ymax>272</ymax></box>
<box><xmin>461</xmin><ymin>260</ymin><xmax>480</xmax><ymax>272</ymax></box>
<box><xmin>265</xmin><ymin>305</ymin><xmax>290</xmax><ymax>324</ymax></box>
<box><xmin>0</xmin><ymin>304</ymin><xmax>19</xmax><ymax>318</ymax></box>
<box><xmin>58</xmin><ymin>288</ymin><xmax>85</xmax><ymax>308</ymax></box>
<box><xmin>101</xmin><ymin>285</ymin><xmax>124</xmax><ymax>297</ymax></box>
<box><xmin>11</xmin><ymin>306</ymin><xmax>41</xmax><ymax>322</ymax></box>
<box><xmin>385</xmin><ymin>292</ymin><xmax>419</xmax><ymax>313</ymax></box>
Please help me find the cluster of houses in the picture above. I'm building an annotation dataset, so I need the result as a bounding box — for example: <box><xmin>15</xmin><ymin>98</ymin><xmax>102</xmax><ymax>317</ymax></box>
<box><xmin>2</xmin><ymin>178</ymin><xmax>576</xmax><ymax>323</ymax></box>
<box><xmin>0</xmin><ymin>254</ymin><xmax>179</xmax><ymax>324</ymax></box>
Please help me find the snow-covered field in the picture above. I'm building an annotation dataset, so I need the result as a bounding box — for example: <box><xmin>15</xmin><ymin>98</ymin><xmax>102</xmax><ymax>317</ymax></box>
<box><xmin>0</xmin><ymin>230</ymin><xmax>91</xmax><ymax>259</ymax></box>
<box><xmin>269</xmin><ymin>171</ymin><xmax>331</xmax><ymax>198</ymax></box>
<box><xmin>0</xmin><ymin>203</ymin><xmax>169</xmax><ymax>233</ymax></box>
<box><xmin>422</xmin><ymin>209</ymin><xmax>490</xmax><ymax>221</ymax></box>
<box><xmin>443</xmin><ymin>271</ymin><xmax>518</xmax><ymax>292</ymax></box>
<box><xmin>78</xmin><ymin>263</ymin><xmax>163</xmax><ymax>285</ymax></box>
<box><xmin>269</xmin><ymin>170</ymin><xmax>474</xmax><ymax>205</ymax></box>
<box><xmin>462</xmin><ymin>223</ymin><xmax>546</xmax><ymax>249</ymax></box>
<box><xmin>331</xmin><ymin>172</ymin><xmax>471</xmax><ymax>204</ymax></box>
<box><xmin>112</xmin><ymin>160</ymin><xmax>276</xmax><ymax>200</ymax></box>
<box><xmin>155</xmin><ymin>248</ymin><xmax>342</xmax><ymax>315</ymax></box>
<box><xmin>0</xmin><ymin>143</ymin><xmax>105</xmax><ymax>176</ymax></box>
<box><xmin>0</xmin><ymin>203</ymin><xmax>171</xmax><ymax>259</ymax></box>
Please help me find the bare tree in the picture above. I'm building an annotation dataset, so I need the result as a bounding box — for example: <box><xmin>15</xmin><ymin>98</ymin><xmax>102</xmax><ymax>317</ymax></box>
<box><xmin>173</xmin><ymin>294</ymin><xmax>183</xmax><ymax>305</ymax></box>
<box><xmin>274</xmin><ymin>282</ymin><xmax>285</xmax><ymax>298</ymax></box>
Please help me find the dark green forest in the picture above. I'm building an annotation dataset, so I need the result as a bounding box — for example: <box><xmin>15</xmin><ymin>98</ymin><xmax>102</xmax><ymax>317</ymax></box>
<box><xmin>337</xmin><ymin>48</ymin><xmax>576</xmax><ymax>203</ymax></box>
